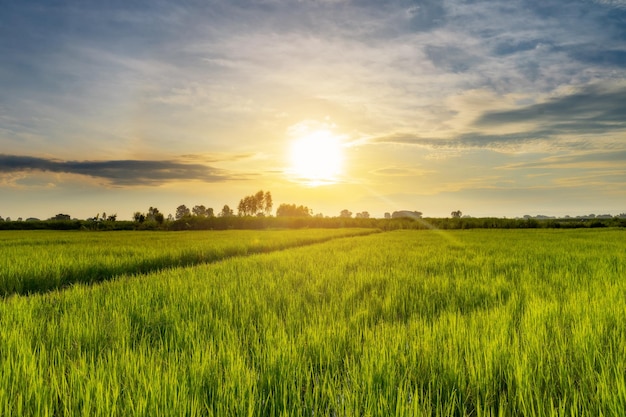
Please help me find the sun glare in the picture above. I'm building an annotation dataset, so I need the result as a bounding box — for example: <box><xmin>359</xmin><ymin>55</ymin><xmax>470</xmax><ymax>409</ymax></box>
<box><xmin>289</xmin><ymin>129</ymin><xmax>343</xmax><ymax>186</ymax></box>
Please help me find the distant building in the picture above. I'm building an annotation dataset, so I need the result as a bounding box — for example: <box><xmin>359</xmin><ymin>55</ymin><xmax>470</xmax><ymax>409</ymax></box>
<box><xmin>391</xmin><ymin>210</ymin><xmax>422</xmax><ymax>219</ymax></box>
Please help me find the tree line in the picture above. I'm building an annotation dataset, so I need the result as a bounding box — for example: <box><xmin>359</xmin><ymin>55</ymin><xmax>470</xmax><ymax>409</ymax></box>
<box><xmin>1</xmin><ymin>189</ymin><xmax>625</xmax><ymax>230</ymax></box>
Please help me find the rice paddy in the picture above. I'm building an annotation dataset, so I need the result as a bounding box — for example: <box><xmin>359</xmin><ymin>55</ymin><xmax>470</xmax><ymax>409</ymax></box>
<box><xmin>1</xmin><ymin>228</ymin><xmax>625</xmax><ymax>416</ymax></box>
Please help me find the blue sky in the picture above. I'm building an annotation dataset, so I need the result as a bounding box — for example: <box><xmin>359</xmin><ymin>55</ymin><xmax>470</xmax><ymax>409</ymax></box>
<box><xmin>1</xmin><ymin>0</ymin><xmax>625</xmax><ymax>219</ymax></box>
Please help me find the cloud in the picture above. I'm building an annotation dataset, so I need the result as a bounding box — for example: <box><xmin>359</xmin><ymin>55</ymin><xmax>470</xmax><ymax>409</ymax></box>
<box><xmin>501</xmin><ymin>150</ymin><xmax>626</xmax><ymax>169</ymax></box>
<box><xmin>371</xmin><ymin>81</ymin><xmax>626</xmax><ymax>152</ymax></box>
<box><xmin>475</xmin><ymin>83</ymin><xmax>626</xmax><ymax>133</ymax></box>
<box><xmin>0</xmin><ymin>155</ymin><xmax>240</xmax><ymax>186</ymax></box>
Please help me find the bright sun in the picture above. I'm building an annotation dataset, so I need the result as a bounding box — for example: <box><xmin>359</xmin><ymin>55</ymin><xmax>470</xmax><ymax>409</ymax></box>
<box><xmin>290</xmin><ymin>129</ymin><xmax>343</xmax><ymax>186</ymax></box>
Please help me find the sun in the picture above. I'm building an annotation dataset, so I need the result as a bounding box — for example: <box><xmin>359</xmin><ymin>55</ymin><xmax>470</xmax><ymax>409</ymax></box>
<box><xmin>289</xmin><ymin>129</ymin><xmax>344</xmax><ymax>186</ymax></box>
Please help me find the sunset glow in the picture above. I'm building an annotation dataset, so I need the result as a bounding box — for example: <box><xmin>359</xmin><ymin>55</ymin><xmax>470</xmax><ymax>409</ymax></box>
<box><xmin>289</xmin><ymin>129</ymin><xmax>344</xmax><ymax>186</ymax></box>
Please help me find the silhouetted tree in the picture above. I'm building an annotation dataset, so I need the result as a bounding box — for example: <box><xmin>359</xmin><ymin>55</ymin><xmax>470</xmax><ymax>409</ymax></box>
<box><xmin>220</xmin><ymin>204</ymin><xmax>234</xmax><ymax>217</ymax></box>
<box><xmin>451</xmin><ymin>210</ymin><xmax>462</xmax><ymax>218</ymax></box>
<box><xmin>147</xmin><ymin>207</ymin><xmax>161</xmax><ymax>222</ymax></box>
<box><xmin>355</xmin><ymin>211</ymin><xmax>370</xmax><ymax>219</ymax></box>
<box><xmin>133</xmin><ymin>212</ymin><xmax>145</xmax><ymax>223</ymax></box>
<box><xmin>192</xmin><ymin>205</ymin><xmax>208</xmax><ymax>217</ymax></box>
<box><xmin>340</xmin><ymin>209</ymin><xmax>352</xmax><ymax>218</ymax></box>
<box><xmin>238</xmin><ymin>190</ymin><xmax>272</xmax><ymax>216</ymax></box>
<box><xmin>276</xmin><ymin>203</ymin><xmax>312</xmax><ymax>217</ymax></box>
<box><xmin>264</xmin><ymin>191</ymin><xmax>273</xmax><ymax>215</ymax></box>
<box><xmin>176</xmin><ymin>205</ymin><xmax>191</xmax><ymax>220</ymax></box>
<box><xmin>206</xmin><ymin>207</ymin><xmax>215</xmax><ymax>217</ymax></box>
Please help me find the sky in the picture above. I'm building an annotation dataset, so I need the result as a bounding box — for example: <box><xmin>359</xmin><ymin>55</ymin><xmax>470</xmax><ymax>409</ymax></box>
<box><xmin>1</xmin><ymin>0</ymin><xmax>625</xmax><ymax>220</ymax></box>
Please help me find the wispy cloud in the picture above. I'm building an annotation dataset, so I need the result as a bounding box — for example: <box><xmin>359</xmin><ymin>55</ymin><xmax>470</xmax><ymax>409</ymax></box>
<box><xmin>372</xmin><ymin>82</ymin><xmax>626</xmax><ymax>151</ymax></box>
<box><xmin>0</xmin><ymin>155</ymin><xmax>240</xmax><ymax>186</ymax></box>
<box><xmin>475</xmin><ymin>83</ymin><xmax>626</xmax><ymax>132</ymax></box>
<box><xmin>501</xmin><ymin>150</ymin><xmax>626</xmax><ymax>169</ymax></box>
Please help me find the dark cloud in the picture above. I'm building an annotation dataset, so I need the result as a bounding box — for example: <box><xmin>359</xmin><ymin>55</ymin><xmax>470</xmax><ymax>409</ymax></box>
<box><xmin>371</xmin><ymin>131</ymin><xmax>553</xmax><ymax>149</ymax></box>
<box><xmin>475</xmin><ymin>83</ymin><xmax>626</xmax><ymax>134</ymax></box>
<box><xmin>0</xmin><ymin>155</ymin><xmax>238</xmax><ymax>186</ymax></box>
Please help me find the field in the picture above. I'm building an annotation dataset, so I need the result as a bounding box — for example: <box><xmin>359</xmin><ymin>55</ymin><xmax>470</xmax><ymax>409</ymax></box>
<box><xmin>1</xmin><ymin>228</ymin><xmax>625</xmax><ymax>416</ymax></box>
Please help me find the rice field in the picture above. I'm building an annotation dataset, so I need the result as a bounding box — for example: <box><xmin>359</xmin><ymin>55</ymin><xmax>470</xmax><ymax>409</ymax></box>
<box><xmin>1</xmin><ymin>228</ymin><xmax>625</xmax><ymax>416</ymax></box>
<box><xmin>0</xmin><ymin>228</ymin><xmax>376</xmax><ymax>296</ymax></box>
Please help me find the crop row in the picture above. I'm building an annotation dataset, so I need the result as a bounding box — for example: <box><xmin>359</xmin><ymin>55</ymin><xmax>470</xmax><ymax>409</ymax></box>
<box><xmin>1</xmin><ymin>229</ymin><xmax>625</xmax><ymax>416</ymax></box>
<box><xmin>0</xmin><ymin>228</ymin><xmax>377</xmax><ymax>297</ymax></box>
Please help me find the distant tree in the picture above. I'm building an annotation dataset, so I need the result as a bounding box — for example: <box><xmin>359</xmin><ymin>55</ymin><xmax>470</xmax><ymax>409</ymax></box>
<box><xmin>107</xmin><ymin>214</ymin><xmax>117</xmax><ymax>222</ymax></box>
<box><xmin>451</xmin><ymin>210</ymin><xmax>462</xmax><ymax>218</ymax></box>
<box><xmin>355</xmin><ymin>211</ymin><xmax>370</xmax><ymax>219</ymax></box>
<box><xmin>339</xmin><ymin>209</ymin><xmax>352</xmax><ymax>218</ymax></box>
<box><xmin>238</xmin><ymin>190</ymin><xmax>272</xmax><ymax>216</ymax></box>
<box><xmin>175</xmin><ymin>205</ymin><xmax>191</xmax><ymax>220</ymax></box>
<box><xmin>384</xmin><ymin>212</ymin><xmax>391</xmax><ymax>219</ymax></box>
<box><xmin>276</xmin><ymin>203</ymin><xmax>312</xmax><ymax>217</ymax></box>
<box><xmin>264</xmin><ymin>191</ymin><xmax>273</xmax><ymax>215</ymax></box>
<box><xmin>154</xmin><ymin>212</ymin><xmax>165</xmax><ymax>225</ymax></box>
<box><xmin>50</xmin><ymin>213</ymin><xmax>71</xmax><ymax>221</ymax></box>
<box><xmin>192</xmin><ymin>205</ymin><xmax>208</xmax><ymax>217</ymax></box>
<box><xmin>220</xmin><ymin>204</ymin><xmax>234</xmax><ymax>217</ymax></box>
<box><xmin>133</xmin><ymin>212</ymin><xmax>145</xmax><ymax>223</ymax></box>
<box><xmin>147</xmin><ymin>207</ymin><xmax>161</xmax><ymax>222</ymax></box>
<box><xmin>0</xmin><ymin>216</ymin><xmax>4</xmax><ymax>222</ymax></box>
<box><xmin>206</xmin><ymin>207</ymin><xmax>215</xmax><ymax>217</ymax></box>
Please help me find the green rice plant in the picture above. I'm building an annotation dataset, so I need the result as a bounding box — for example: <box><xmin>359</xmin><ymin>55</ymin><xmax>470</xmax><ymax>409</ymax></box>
<box><xmin>0</xmin><ymin>228</ymin><xmax>377</xmax><ymax>297</ymax></box>
<box><xmin>0</xmin><ymin>229</ymin><xmax>624</xmax><ymax>415</ymax></box>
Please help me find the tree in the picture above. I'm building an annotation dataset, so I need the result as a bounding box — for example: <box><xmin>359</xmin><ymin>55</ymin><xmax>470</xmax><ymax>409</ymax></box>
<box><xmin>264</xmin><ymin>191</ymin><xmax>273</xmax><ymax>215</ymax></box>
<box><xmin>206</xmin><ymin>207</ymin><xmax>215</xmax><ymax>217</ymax></box>
<box><xmin>339</xmin><ymin>209</ymin><xmax>352</xmax><ymax>218</ymax></box>
<box><xmin>192</xmin><ymin>205</ymin><xmax>208</xmax><ymax>217</ymax></box>
<box><xmin>133</xmin><ymin>212</ymin><xmax>145</xmax><ymax>223</ymax></box>
<box><xmin>238</xmin><ymin>190</ymin><xmax>272</xmax><ymax>216</ymax></box>
<box><xmin>355</xmin><ymin>211</ymin><xmax>370</xmax><ymax>219</ymax></box>
<box><xmin>147</xmin><ymin>207</ymin><xmax>161</xmax><ymax>222</ymax></box>
<box><xmin>276</xmin><ymin>203</ymin><xmax>312</xmax><ymax>217</ymax></box>
<box><xmin>220</xmin><ymin>204</ymin><xmax>234</xmax><ymax>217</ymax></box>
<box><xmin>451</xmin><ymin>210</ymin><xmax>462</xmax><ymax>218</ymax></box>
<box><xmin>384</xmin><ymin>212</ymin><xmax>391</xmax><ymax>219</ymax></box>
<box><xmin>176</xmin><ymin>205</ymin><xmax>191</xmax><ymax>220</ymax></box>
<box><xmin>107</xmin><ymin>214</ymin><xmax>117</xmax><ymax>222</ymax></box>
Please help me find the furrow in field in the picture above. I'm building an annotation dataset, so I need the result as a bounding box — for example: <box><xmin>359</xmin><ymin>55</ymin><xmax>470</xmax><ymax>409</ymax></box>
<box><xmin>0</xmin><ymin>228</ymin><xmax>379</xmax><ymax>298</ymax></box>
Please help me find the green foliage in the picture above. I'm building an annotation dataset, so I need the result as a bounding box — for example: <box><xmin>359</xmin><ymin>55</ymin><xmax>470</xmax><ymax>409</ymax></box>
<box><xmin>1</xmin><ymin>229</ymin><xmax>625</xmax><ymax>415</ymax></box>
<box><xmin>0</xmin><ymin>229</ymin><xmax>376</xmax><ymax>297</ymax></box>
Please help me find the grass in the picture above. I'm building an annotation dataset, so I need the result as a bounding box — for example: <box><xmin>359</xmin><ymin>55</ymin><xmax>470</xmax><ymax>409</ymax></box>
<box><xmin>0</xmin><ymin>228</ymin><xmax>625</xmax><ymax>415</ymax></box>
<box><xmin>0</xmin><ymin>228</ymin><xmax>376</xmax><ymax>296</ymax></box>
